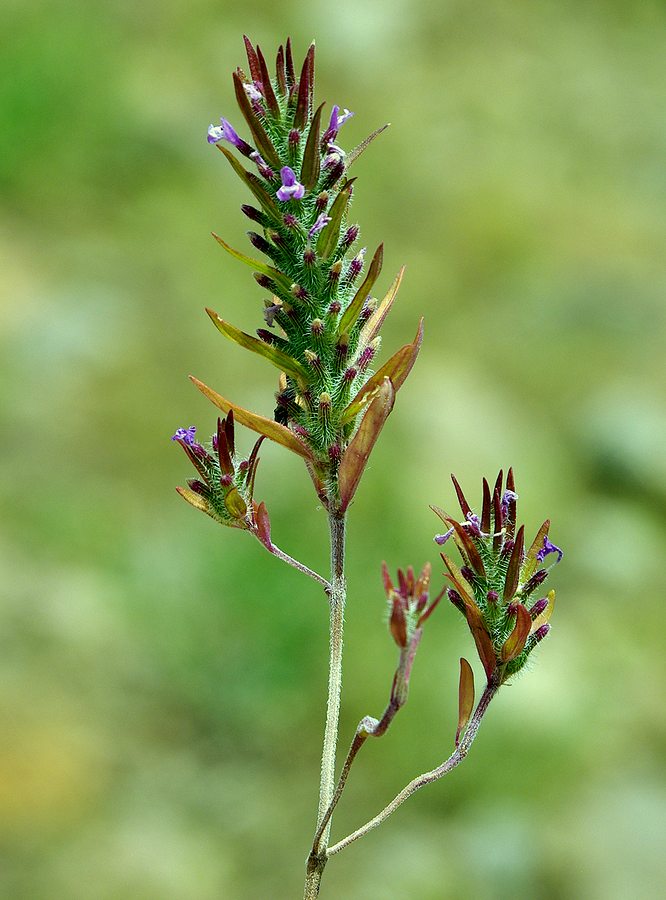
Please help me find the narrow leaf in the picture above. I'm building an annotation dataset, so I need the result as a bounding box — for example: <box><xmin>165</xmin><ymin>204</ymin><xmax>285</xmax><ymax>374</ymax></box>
<box><xmin>341</xmin><ymin>317</ymin><xmax>423</xmax><ymax>423</ymax></box>
<box><xmin>189</xmin><ymin>376</ymin><xmax>315</xmax><ymax>461</ymax></box>
<box><xmin>217</xmin><ymin>146</ymin><xmax>281</xmax><ymax>219</ymax></box>
<box><xmin>206</xmin><ymin>309</ymin><xmax>309</xmax><ymax>384</ymax></box>
<box><xmin>503</xmin><ymin>524</ymin><xmax>525</xmax><ymax>602</ymax></box>
<box><xmin>522</xmin><ymin>519</ymin><xmax>551</xmax><ymax>583</ymax></box>
<box><xmin>285</xmin><ymin>37</ymin><xmax>295</xmax><ymax>86</ymax></box>
<box><xmin>505</xmin><ymin>467</ymin><xmax>517</xmax><ymax>538</ymax></box>
<box><xmin>337</xmin><ymin>244</ymin><xmax>384</xmax><ymax>335</ymax></box>
<box><xmin>301</xmin><ymin>102</ymin><xmax>325</xmax><ymax>190</ymax></box>
<box><xmin>243</xmin><ymin>35</ymin><xmax>261</xmax><ymax>84</ymax></box>
<box><xmin>441</xmin><ymin>554</ymin><xmax>476</xmax><ymax>608</ymax></box>
<box><xmin>293</xmin><ymin>44</ymin><xmax>315</xmax><ymax>129</ymax></box>
<box><xmin>501</xmin><ymin>604</ymin><xmax>532</xmax><ymax>662</ymax></box>
<box><xmin>176</xmin><ymin>486</ymin><xmax>213</xmax><ymax>518</ymax></box>
<box><xmin>462</xmin><ymin>601</ymin><xmax>496</xmax><ymax>680</ymax></box>
<box><xmin>255</xmin><ymin>45</ymin><xmax>280</xmax><ymax>118</ymax></box>
<box><xmin>346</xmin><ymin>123</ymin><xmax>390</xmax><ymax>168</ymax></box>
<box><xmin>338</xmin><ymin>378</ymin><xmax>395</xmax><ymax>512</ymax></box>
<box><xmin>211</xmin><ymin>233</ymin><xmax>291</xmax><ymax>293</ymax></box>
<box><xmin>317</xmin><ymin>179</ymin><xmax>355</xmax><ymax>259</ymax></box>
<box><xmin>232</xmin><ymin>72</ymin><xmax>281</xmax><ymax>169</ymax></box>
<box><xmin>451</xmin><ymin>474</ymin><xmax>472</xmax><ymax>518</ymax></box>
<box><xmin>275</xmin><ymin>45</ymin><xmax>287</xmax><ymax>96</ymax></box>
<box><xmin>443</xmin><ymin>516</ymin><xmax>486</xmax><ymax>577</ymax></box>
<box><xmin>481</xmin><ymin>478</ymin><xmax>491</xmax><ymax>534</ymax></box>
<box><xmin>361</xmin><ymin>266</ymin><xmax>405</xmax><ymax>343</ymax></box>
<box><xmin>253</xmin><ymin>500</ymin><xmax>273</xmax><ymax>549</ymax></box>
<box><xmin>456</xmin><ymin>658</ymin><xmax>475</xmax><ymax>746</ymax></box>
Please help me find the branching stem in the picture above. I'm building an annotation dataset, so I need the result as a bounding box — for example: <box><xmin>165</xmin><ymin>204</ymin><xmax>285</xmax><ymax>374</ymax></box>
<box><xmin>326</xmin><ymin>676</ymin><xmax>499</xmax><ymax>857</ymax></box>
<box><xmin>266</xmin><ymin>541</ymin><xmax>331</xmax><ymax>592</ymax></box>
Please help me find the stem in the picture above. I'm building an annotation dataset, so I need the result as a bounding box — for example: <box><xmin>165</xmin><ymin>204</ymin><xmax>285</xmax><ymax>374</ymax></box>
<box><xmin>327</xmin><ymin>677</ymin><xmax>499</xmax><ymax>858</ymax></box>
<box><xmin>268</xmin><ymin>542</ymin><xmax>331</xmax><ymax>592</ymax></box>
<box><xmin>304</xmin><ymin>511</ymin><xmax>346</xmax><ymax>899</ymax></box>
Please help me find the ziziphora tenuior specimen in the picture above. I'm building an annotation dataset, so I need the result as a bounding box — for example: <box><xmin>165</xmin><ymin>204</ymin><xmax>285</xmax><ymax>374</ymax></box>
<box><xmin>170</xmin><ymin>37</ymin><xmax>562</xmax><ymax>899</ymax></box>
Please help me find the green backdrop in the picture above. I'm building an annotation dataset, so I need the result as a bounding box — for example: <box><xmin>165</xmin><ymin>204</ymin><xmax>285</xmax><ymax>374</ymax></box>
<box><xmin>2</xmin><ymin>1</ymin><xmax>665</xmax><ymax>897</ymax></box>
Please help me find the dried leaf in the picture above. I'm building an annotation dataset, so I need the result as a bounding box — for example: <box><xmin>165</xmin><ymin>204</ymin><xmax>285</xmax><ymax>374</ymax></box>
<box><xmin>341</xmin><ymin>317</ymin><xmax>423</xmax><ymax>423</ymax></box>
<box><xmin>253</xmin><ymin>500</ymin><xmax>272</xmax><ymax>549</ymax></box>
<box><xmin>456</xmin><ymin>658</ymin><xmax>475</xmax><ymax>746</ymax></box>
<box><xmin>503</xmin><ymin>525</ymin><xmax>525</xmax><ymax>602</ymax></box>
<box><xmin>338</xmin><ymin>378</ymin><xmax>395</xmax><ymax>512</ymax></box>
<box><xmin>189</xmin><ymin>376</ymin><xmax>314</xmax><ymax>461</ymax></box>
<box><xmin>501</xmin><ymin>604</ymin><xmax>532</xmax><ymax>662</ymax></box>
<box><xmin>175</xmin><ymin>486</ymin><xmax>213</xmax><ymax>517</ymax></box>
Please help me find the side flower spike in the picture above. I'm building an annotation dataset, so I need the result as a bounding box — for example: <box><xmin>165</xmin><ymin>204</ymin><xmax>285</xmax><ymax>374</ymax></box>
<box><xmin>172</xmin><ymin>413</ymin><xmax>263</xmax><ymax>530</ymax></box>
<box><xmin>434</xmin><ymin>470</ymin><xmax>562</xmax><ymax>684</ymax></box>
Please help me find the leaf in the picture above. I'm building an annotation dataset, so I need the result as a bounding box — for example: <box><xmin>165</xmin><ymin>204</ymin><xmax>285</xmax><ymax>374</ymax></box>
<box><xmin>232</xmin><ymin>71</ymin><xmax>281</xmax><ymax>169</ymax></box>
<box><xmin>521</xmin><ymin>519</ymin><xmax>551</xmax><ymax>583</ymax></box>
<box><xmin>243</xmin><ymin>35</ymin><xmax>261</xmax><ymax>84</ymax></box>
<box><xmin>206</xmin><ymin>309</ymin><xmax>309</xmax><ymax>384</ymax></box>
<box><xmin>217</xmin><ymin>146</ymin><xmax>281</xmax><ymax>219</ymax></box>
<box><xmin>317</xmin><ymin>179</ymin><xmax>355</xmax><ymax>259</ymax></box>
<box><xmin>456</xmin><ymin>658</ymin><xmax>475</xmax><ymax>746</ymax></box>
<box><xmin>293</xmin><ymin>43</ymin><xmax>315</xmax><ymax>130</ymax></box>
<box><xmin>346</xmin><ymin>123</ymin><xmax>390</xmax><ymax>168</ymax></box>
<box><xmin>503</xmin><ymin>525</ymin><xmax>525</xmax><ymax>602</ymax></box>
<box><xmin>440</xmin><ymin>553</ymin><xmax>476</xmax><ymax>608</ymax></box>
<box><xmin>360</xmin><ymin>266</ymin><xmax>405</xmax><ymax>343</ymax></box>
<box><xmin>211</xmin><ymin>233</ymin><xmax>292</xmax><ymax>293</ymax></box>
<box><xmin>337</xmin><ymin>244</ymin><xmax>384</xmax><ymax>336</ymax></box>
<box><xmin>338</xmin><ymin>377</ymin><xmax>395</xmax><ymax>512</ymax></box>
<box><xmin>301</xmin><ymin>102</ymin><xmax>325</xmax><ymax>191</ymax></box>
<box><xmin>175</xmin><ymin>486</ymin><xmax>214</xmax><ymax>518</ymax></box>
<box><xmin>341</xmin><ymin>317</ymin><xmax>423</xmax><ymax>423</ymax></box>
<box><xmin>501</xmin><ymin>604</ymin><xmax>532</xmax><ymax>662</ymax></box>
<box><xmin>531</xmin><ymin>589</ymin><xmax>555</xmax><ymax>634</ymax></box>
<box><xmin>450</xmin><ymin>474</ymin><xmax>472</xmax><ymax>518</ymax></box>
<box><xmin>253</xmin><ymin>500</ymin><xmax>273</xmax><ymax>549</ymax></box>
<box><xmin>189</xmin><ymin>376</ymin><xmax>315</xmax><ymax>461</ymax></box>
<box><xmin>255</xmin><ymin>45</ymin><xmax>280</xmax><ymax>118</ymax></box>
<box><xmin>463</xmin><ymin>601</ymin><xmax>496</xmax><ymax>680</ymax></box>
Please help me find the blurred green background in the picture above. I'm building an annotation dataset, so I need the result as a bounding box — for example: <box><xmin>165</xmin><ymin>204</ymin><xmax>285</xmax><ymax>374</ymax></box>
<box><xmin>2</xmin><ymin>1</ymin><xmax>666</xmax><ymax>897</ymax></box>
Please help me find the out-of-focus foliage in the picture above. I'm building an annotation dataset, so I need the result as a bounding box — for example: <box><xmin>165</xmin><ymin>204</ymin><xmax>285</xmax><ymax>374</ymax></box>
<box><xmin>1</xmin><ymin>1</ymin><xmax>665</xmax><ymax>897</ymax></box>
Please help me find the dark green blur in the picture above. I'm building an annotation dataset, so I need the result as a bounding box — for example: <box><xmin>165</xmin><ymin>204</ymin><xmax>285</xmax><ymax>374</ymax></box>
<box><xmin>1</xmin><ymin>1</ymin><xmax>665</xmax><ymax>897</ymax></box>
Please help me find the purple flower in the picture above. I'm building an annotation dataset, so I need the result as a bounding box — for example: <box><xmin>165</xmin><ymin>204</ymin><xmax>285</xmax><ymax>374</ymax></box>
<box><xmin>466</xmin><ymin>512</ymin><xmax>483</xmax><ymax>537</ymax></box>
<box><xmin>501</xmin><ymin>489</ymin><xmax>519</xmax><ymax>519</ymax></box>
<box><xmin>308</xmin><ymin>213</ymin><xmax>331</xmax><ymax>238</ymax></box>
<box><xmin>324</xmin><ymin>105</ymin><xmax>354</xmax><ymax>141</ymax></box>
<box><xmin>172</xmin><ymin>426</ymin><xmax>197</xmax><ymax>446</ymax></box>
<box><xmin>276</xmin><ymin>167</ymin><xmax>305</xmax><ymax>202</ymax></box>
<box><xmin>244</xmin><ymin>83</ymin><xmax>263</xmax><ymax>102</ymax></box>
<box><xmin>434</xmin><ymin>527</ymin><xmax>454</xmax><ymax>546</ymax></box>
<box><xmin>536</xmin><ymin>535</ymin><xmax>564</xmax><ymax>564</ymax></box>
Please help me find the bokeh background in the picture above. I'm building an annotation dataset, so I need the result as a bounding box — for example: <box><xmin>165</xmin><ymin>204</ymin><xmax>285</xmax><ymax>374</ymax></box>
<box><xmin>2</xmin><ymin>1</ymin><xmax>665</xmax><ymax>897</ymax></box>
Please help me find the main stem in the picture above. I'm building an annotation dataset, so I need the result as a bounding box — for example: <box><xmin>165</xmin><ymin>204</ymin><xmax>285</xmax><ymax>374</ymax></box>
<box><xmin>304</xmin><ymin>510</ymin><xmax>346</xmax><ymax>899</ymax></box>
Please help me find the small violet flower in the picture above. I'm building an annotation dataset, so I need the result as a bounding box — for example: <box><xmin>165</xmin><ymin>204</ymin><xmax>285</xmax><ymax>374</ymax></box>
<box><xmin>244</xmin><ymin>83</ymin><xmax>263</xmax><ymax>102</ymax></box>
<box><xmin>207</xmin><ymin>117</ymin><xmax>245</xmax><ymax>148</ymax></box>
<box><xmin>277</xmin><ymin>167</ymin><xmax>305</xmax><ymax>202</ymax></box>
<box><xmin>501</xmin><ymin>489</ymin><xmax>519</xmax><ymax>519</ymax></box>
<box><xmin>434</xmin><ymin>527</ymin><xmax>454</xmax><ymax>546</ymax></box>
<box><xmin>172</xmin><ymin>426</ymin><xmax>197</xmax><ymax>446</ymax></box>
<box><xmin>308</xmin><ymin>214</ymin><xmax>331</xmax><ymax>239</ymax></box>
<box><xmin>329</xmin><ymin>105</ymin><xmax>354</xmax><ymax>132</ymax></box>
<box><xmin>536</xmin><ymin>535</ymin><xmax>564</xmax><ymax>564</ymax></box>
<box><xmin>465</xmin><ymin>512</ymin><xmax>483</xmax><ymax>537</ymax></box>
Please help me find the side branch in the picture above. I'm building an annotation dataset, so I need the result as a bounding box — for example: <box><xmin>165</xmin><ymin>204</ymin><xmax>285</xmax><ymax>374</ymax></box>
<box><xmin>327</xmin><ymin>677</ymin><xmax>499</xmax><ymax>857</ymax></box>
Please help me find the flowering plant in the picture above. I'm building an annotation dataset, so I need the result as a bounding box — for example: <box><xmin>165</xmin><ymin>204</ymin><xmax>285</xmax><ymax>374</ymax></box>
<box><xmin>170</xmin><ymin>37</ymin><xmax>562</xmax><ymax>898</ymax></box>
